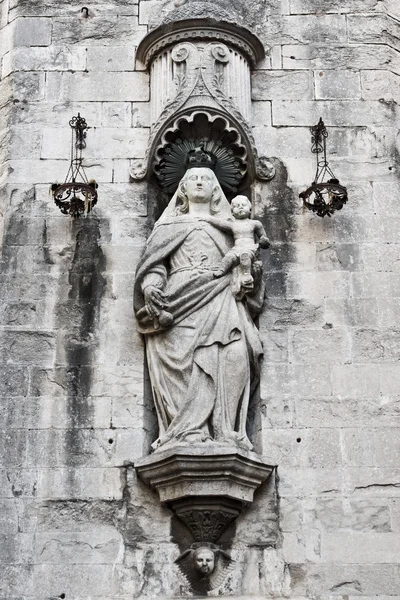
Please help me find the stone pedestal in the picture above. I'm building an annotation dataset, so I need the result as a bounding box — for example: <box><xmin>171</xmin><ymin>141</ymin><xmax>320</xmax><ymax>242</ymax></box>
<box><xmin>135</xmin><ymin>445</ymin><xmax>274</xmax><ymax>543</ymax></box>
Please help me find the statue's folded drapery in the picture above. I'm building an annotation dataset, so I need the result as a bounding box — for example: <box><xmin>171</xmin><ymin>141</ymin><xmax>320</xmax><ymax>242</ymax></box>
<box><xmin>134</xmin><ymin>215</ymin><xmax>263</xmax><ymax>450</ymax></box>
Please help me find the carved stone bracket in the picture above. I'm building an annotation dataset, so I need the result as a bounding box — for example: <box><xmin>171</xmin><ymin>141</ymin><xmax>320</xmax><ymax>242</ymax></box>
<box><xmin>135</xmin><ymin>445</ymin><xmax>274</xmax><ymax>525</ymax></box>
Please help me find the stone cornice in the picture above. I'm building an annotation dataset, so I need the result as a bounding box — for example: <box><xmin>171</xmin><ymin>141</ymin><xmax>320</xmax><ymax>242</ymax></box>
<box><xmin>136</xmin><ymin>18</ymin><xmax>265</xmax><ymax>68</ymax></box>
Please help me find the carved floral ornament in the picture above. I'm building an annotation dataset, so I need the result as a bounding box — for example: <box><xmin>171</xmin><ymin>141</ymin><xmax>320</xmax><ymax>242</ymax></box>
<box><xmin>131</xmin><ymin>19</ymin><xmax>276</xmax><ymax>195</ymax></box>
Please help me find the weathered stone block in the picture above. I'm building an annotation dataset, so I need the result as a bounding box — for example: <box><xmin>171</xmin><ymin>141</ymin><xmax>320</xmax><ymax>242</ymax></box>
<box><xmin>332</xmin><ymin>365</ymin><xmax>381</xmax><ymax>398</ymax></box>
<box><xmin>293</xmin><ymin>562</ymin><xmax>400</xmax><ymax>597</ymax></box>
<box><xmin>0</xmin><ymin>468</ymin><xmax>39</xmax><ymax>498</ymax></box>
<box><xmin>0</xmin><ymin>429</ymin><xmax>27</xmax><ymax>467</ymax></box>
<box><xmin>101</xmin><ymin>102</ymin><xmax>131</xmax><ymax>128</ymax></box>
<box><xmin>0</xmin><ymin>397</ymin><xmax>112</xmax><ymax>430</ymax></box>
<box><xmin>352</xmin><ymin>329</ymin><xmax>400</xmax><ymax>363</ymax></box>
<box><xmin>139</xmin><ymin>0</ymin><xmax>157</xmax><ymax>25</ymax></box>
<box><xmin>30</xmin><ymin>564</ymin><xmax>123</xmax><ymax>597</ymax></box>
<box><xmin>352</xmin><ymin>272</ymin><xmax>398</xmax><ymax>299</ymax></box>
<box><xmin>3</xmin><ymin>214</ymin><xmax>46</xmax><ymax>245</ymax></box>
<box><xmin>345</xmin><ymin>467</ymin><xmax>400</xmax><ymax>497</ymax></box>
<box><xmin>0</xmin><ymin>533</ymin><xmax>33</xmax><ymax>563</ymax></box>
<box><xmin>262</xmin><ymin>329</ymin><xmax>289</xmax><ymax>363</ymax></box>
<box><xmin>260</xmin><ymin>396</ymin><xmax>295</xmax><ymax>429</ymax></box>
<box><xmin>12</xmin><ymin>71</ymin><xmax>45</xmax><ymax>101</ymax></box>
<box><xmin>51</xmin><ymin>16</ymin><xmax>146</xmax><ymax>46</ymax></box>
<box><xmin>285</xmin><ymin>271</ymin><xmax>351</xmax><ymax>299</ymax></box>
<box><xmin>8</xmin><ymin>45</ymin><xmax>87</xmax><ymax>73</ymax></box>
<box><xmin>131</xmin><ymin>101</ymin><xmax>150</xmax><ymax>128</ymax></box>
<box><xmin>315</xmin><ymin>242</ymin><xmax>361</xmax><ymax>271</ymax></box>
<box><xmin>87</xmin><ymin>46</ymin><xmax>136</xmax><ymax>72</ymax></box>
<box><xmin>7</xmin><ymin>158</ymin><xmax>113</xmax><ymax>183</ymax></box>
<box><xmin>260</xmin><ymin>298</ymin><xmax>324</xmax><ymax>329</ymax></box>
<box><xmin>113</xmin><ymin>158</ymin><xmax>132</xmax><ymax>182</ymax></box>
<box><xmin>291</xmin><ymin>328</ymin><xmax>351</xmax><ymax>364</ymax></box>
<box><xmin>24</xmin><ymin>427</ymin><xmax>143</xmax><ymax>468</ymax></box>
<box><xmin>252</xmin><ymin>70</ymin><xmax>313</xmax><ymax>100</ymax></box>
<box><xmin>315</xmin><ymin>69</ymin><xmax>361</xmax><ymax>99</ymax></box>
<box><xmin>0</xmin><ymin>565</ymin><xmax>33</xmax><ymax>597</ymax></box>
<box><xmin>1</xmin><ymin>244</ymin><xmax>54</xmax><ymax>273</ymax></box>
<box><xmin>9</xmin><ymin>0</ymin><xmax>139</xmax><ymax>18</ymax></box>
<box><xmin>348</xmin><ymin>14</ymin><xmax>400</xmax><ymax>46</ymax></box>
<box><xmin>282</xmin><ymin>43</ymin><xmax>400</xmax><ymax>74</ymax></box>
<box><xmin>289</xmin><ymin>0</ymin><xmax>381</xmax><ymax>13</ymax></box>
<box><xmin>261</xmin><ymin>14</ymin><xmax>346</xmax><ymax>45</ymax></box>
<box><xmin>252</xmin><ymin>126</ymin><xmax>311</xmax><ymax>159</ymax></box>
<box><xmin>361</xmin><ymin>69</ymin><xmax>400</xmax><ymax>103</ymax></box>
<box><xmin>0</xmin><ymin>365</ymin><xmax>29</xmax><ymax>396</ymax></box>
<box><xmin>11</xmin><ymin>101</ymin><xmax>102</xmax><ymax>128</ymax></box>
<box><xmin>29</xmin><ymin>365</ymin><xmax>143</xmax><ymax>398</ymax></box>
<box><xmin>0</xmin><ymin>500</ymin><xmax>19</xmax><ymax>534</ymax></box>
<box><xmin>34</xmin><ymin>528</ymin><xmax>124</xmax><ymax>564</ymax></box>
<box><xmin>373</xmin><ymin>181</ymin><xmax>400</xmax><ymax>213</ymax></box>
<box><xmin>261</xmin><ymin>363</ymin><xmax>332</xmax><ymax>397</ymax></box>
<box><xmin>261</xmin><ymin>428</ymin><xmax>341</xmax><ymax>468</ymax></box>
<box><xmin>296</xmin><ymin>397</ymin><xmax>400</xmax><ymax>429</ymax></box>
<box><xmin>100</xmin><ymin>247</ymin><xmax>145</xmax><ymax>273</ymax></box>
<box><xmin>282</xmin><ymin>530</ymin><xmax>320</xmax><ymax>563</ymax></box>
<box><xmin>321</xmin><ymin>531</ymin><xmax>400</xmax><ymax>563</ymax></box>
<box><xmin>279</xmin><ymin>466</ymin><xmax>343</xmax><ymax>498</ymax></box>
<box><xmin>110</xmin><ymin>215</ymin><xmax>150</xmax><ymax>245</ymax></box>
<box><xmin>361</xmin><ymin>243</ymin><xmax>400</xmax><ymax>273</ymax></box>
<box><xmin>46</xmin><ymin>71</ymin><xmax>149</xmax><ymax>102</ymax></box>
<box><xmin>379</xmin><ymin>298</ymin><xmax>400</xmax><ymax>328</ymax></box>
<box><xmin>41</xmin><ymin>126</ymin><xmax>149</xmax><ymax>159</ymax></box>
<box><xmin>0</xmin><ymin>330</ymin><xmax>55</xmax><ymax>365</ymax></box>
<box><xmin>36</xmin><ymin>467</ymin><xmax>123</xmax><ymax>500</ymax></box>
<box><xmin>251</xmin><ymin>101</ymin><xmax>272</xmax><ymax>128</ymax></box>
<box><xmin>379</xmin><ymin>365</ymin><xmax>400</xmax><ymax>395</ymax></box>
<box><xmin>343</xmin><ymin>429</ymin><xmax>400</xmax><ymax>468</ymax></box>
<box><xmin>273</xmin><ymin>100</ymin><xmax>398</xmax><ymax>127</ymax></box>
<box><xmin>303</xmin><ymin>497</ymin><xmax>391</xmax><ymax>532</ymax></box>
<box><xmin>14</xmin><ymin>16</ymin><xmax>51</xmax><ymax>46</ymax></box>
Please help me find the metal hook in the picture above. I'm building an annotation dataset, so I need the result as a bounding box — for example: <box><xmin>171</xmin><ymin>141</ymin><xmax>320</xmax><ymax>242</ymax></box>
<box><xmin>81</xmin><ymin>7</ymin><xmax>89</xmax><ymax>18</ymax></box>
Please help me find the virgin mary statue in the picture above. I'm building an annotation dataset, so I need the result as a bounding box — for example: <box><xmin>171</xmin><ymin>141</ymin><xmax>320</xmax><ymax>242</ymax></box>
<box><xmin>134</xmin><ymin>153</ymin><xmax>265</xmax><ymax>451</ymax></box>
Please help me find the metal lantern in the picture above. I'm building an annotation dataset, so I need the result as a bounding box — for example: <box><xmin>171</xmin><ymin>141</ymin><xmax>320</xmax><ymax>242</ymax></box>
<box><xmin>300</xmin><ymin>118</ymin><xmax>348</xmax><ymax>218</ymax></box>
<box><xmin>51</xmin><ymin>114</ymin><xmax>98</xmax><ymax>218</ymax></box>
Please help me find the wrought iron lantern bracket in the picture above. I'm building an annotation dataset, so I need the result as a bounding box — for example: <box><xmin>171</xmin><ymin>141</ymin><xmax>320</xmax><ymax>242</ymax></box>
<box><xmin>51</xmin><ymin>113</ymin><xmax>98</xmax><ymax>218</ymax></box>
<box><xmin>300</xmin><ymin>117</ymin><xmax>348</xmax><ymax>218</ymax></box>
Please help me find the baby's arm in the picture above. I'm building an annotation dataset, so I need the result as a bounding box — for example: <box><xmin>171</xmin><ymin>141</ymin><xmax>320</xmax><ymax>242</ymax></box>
<box><xmin>254</xmin><ymin>220</ymin><xmax>270</xmax><ymax>248</ymax></box>
<box><xmin>200</xmin><ymin>215</ymin><xmax>234</xmax><ymax>233</ymax></box>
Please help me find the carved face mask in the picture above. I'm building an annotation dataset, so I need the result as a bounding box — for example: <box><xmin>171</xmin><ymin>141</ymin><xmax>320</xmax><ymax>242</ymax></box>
<box><xmin>193</xmin><ymin>548</ymin><xmax>215</xmax><ymax>575</ymax></box>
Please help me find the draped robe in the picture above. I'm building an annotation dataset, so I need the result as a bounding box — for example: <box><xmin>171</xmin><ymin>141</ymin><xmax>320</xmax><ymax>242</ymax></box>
<box><xmin>134</xmin><ymin>215</ymin><xmax>264</xmax><ymax>450</ymax></box>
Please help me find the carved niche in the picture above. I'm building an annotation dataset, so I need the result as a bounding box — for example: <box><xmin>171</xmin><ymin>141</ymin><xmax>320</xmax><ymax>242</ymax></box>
<box><xmin>132</xmin><ymin>19</ymin><xmax>275</xmax><ymax>194</ymax></box>
<box><xmin>133</xmin><ymin>16</ymin><xmax>276</xmax><ymax>595</ymax></box>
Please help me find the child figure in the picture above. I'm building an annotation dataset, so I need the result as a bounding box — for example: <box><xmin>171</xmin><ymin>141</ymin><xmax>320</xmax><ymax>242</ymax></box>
<box><xmin>203</xmin><ymin>195</ymin><xmax>270</xmax><ymax>294</ymax></box>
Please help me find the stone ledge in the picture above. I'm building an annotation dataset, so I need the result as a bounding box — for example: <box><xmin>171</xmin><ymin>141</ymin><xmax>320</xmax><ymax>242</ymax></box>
<box><xmin>135</xmin><ymin>445</ymin><xmax>274</xmax><ymax>504</ymax></box>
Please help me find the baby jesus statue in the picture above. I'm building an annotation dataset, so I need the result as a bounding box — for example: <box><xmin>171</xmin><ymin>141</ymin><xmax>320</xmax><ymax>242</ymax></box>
<box><xmin>202</xmin><ymin>195</ymin><xmax>270</xmax><ymax>296</ymax></box>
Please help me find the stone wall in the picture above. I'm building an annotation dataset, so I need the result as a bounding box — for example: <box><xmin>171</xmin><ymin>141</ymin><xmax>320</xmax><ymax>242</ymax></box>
<box><xmin>0</xmin><ymin>0</ymin><xmax>399</xmax><ymax>598</ymax></box>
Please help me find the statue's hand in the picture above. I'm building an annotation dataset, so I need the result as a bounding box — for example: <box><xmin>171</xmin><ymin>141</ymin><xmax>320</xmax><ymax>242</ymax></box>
<box><xmin>143</xmin><ymin>285</ymin><xmax>167</xmax><ymax>317</ymax></box>
<box><xmin>259</xmin><ymin>235</ymin><xmax>270</xmax><ymax>249</ymax></box>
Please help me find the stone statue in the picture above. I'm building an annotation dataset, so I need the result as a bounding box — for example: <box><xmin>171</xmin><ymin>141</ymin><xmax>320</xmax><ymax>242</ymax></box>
<box><xmin>134</xmin><ymin>150</ymin><xmax>267</xmax><ymax>451</ymax></box>
<box><xmin>203</xmin><ymin>194</ymin><xmax>270</xmax><ymax>297</ymax></box>
<box><xmin>175</xmin><ymin>542</ymin><xmax>235</xmax><ymax>594</ymax></box>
